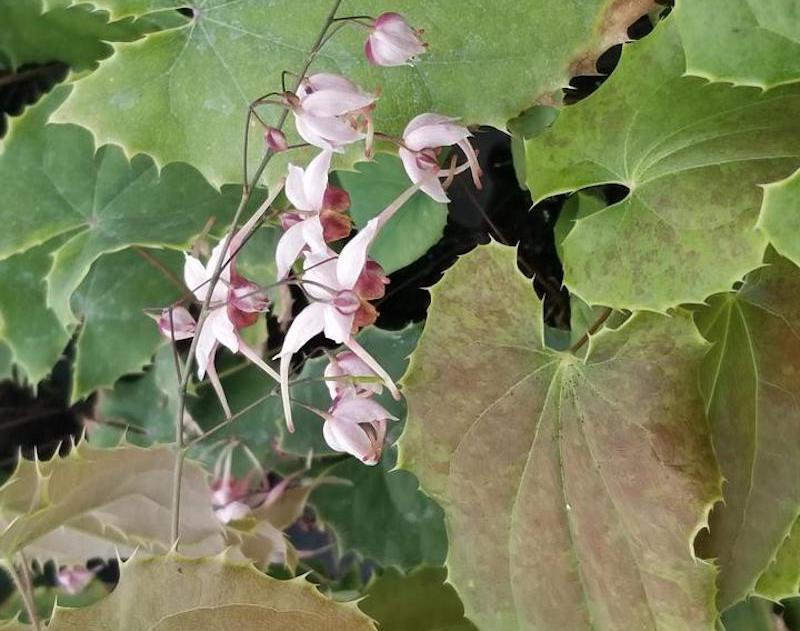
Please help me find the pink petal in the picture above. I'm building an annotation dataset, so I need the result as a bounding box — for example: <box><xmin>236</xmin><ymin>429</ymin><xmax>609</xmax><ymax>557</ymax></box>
<box><xmin>297</xmin><ymin>111</ymin><xmax>362</xmax><ymax>147</ymax></box>
<box><xmin>157</xmin><ymin>306</ymin><xmax>196</xmax><ymax>341</ymax></box>
<box><xmin>286</xmin><ymin>163</ymin><xmax>310</xmax><ymax>210</ymax></box>
<box><xmin>404</xmin><ymin>119</ymin><xmax>470</xmax><ymax>152</ymax></box>
<box><xmin>305</xmin><ymin>73</ymin><xmax>359</xmax><ymax>93</ymax></box>
<box><xmin>302</xmin><ymin>89</ymin><xmax>376</xmax><ymax>118</ymax></box>
<box><xmin>324</xmin><ymin>351</ymin><xmax>381</xmax><ymax>398</ymax></box>
<box><xmin>399</xmin><ymin>147</ymin><xmax>449</xmax><ymax>203</ymax></box>
<box><xmin>332</xmin><ymin>395</ymin><xmax>396</xmax><ymax>424</ymax></box>
<box><xmin>337</xmin><ymin>219</ymin><xmax>380</xmax><ymax>289</ymax></box>
<box><xmin>276</xmin><ymin>221</ymin><xmax>309</xmax><ymax>280</ymax></box>
<box><xmin>294</xmin><ymin>111</ymin><xmax>337</xmax><ymax>151</ymax></box>
<box><xmin>304</xmin><ymin>150</ymin><xmax>332</xmax><ymax>211</ymax></box>
<box><xmin>345</xmin><ymin>335</ymin><xmax>401</xmax><ymax>399</ymax></box>
<box><xmin>323</xmin><ymin>417</ymin><xmax>375</xmax><ymax>464</ymax></box>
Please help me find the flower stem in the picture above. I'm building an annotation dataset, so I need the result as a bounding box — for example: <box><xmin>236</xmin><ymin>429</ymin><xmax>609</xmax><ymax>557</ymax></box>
<box><xmin>8</xmin><ymin>555</ymin><xmax>40</xmax><ymax>631</ymax></box>
<box><xmin>169</xmin><ymin>0</ymin><xmax>344</xmax><ymax>546</ymax></box>
<box><xmin>570</xmin><ymin>307</ymin><xmax>613</xmax><ymax>354</ymax></box>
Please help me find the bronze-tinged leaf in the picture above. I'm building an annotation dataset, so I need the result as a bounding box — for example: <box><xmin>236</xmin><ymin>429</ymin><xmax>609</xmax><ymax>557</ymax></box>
<box><xmin>400</xmin><ymin>243</ymin><xmax>721</xmax><ymax>630</ymax></box>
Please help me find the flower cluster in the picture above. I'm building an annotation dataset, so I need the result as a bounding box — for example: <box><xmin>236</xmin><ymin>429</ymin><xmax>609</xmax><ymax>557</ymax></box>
<box><xmin>155</xmin><ymin>12</ymin><xmax>482</xmax><ymax>467</ymax></box>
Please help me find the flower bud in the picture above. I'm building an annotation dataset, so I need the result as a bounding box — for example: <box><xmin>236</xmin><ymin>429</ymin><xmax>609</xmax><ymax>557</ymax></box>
<box><xmin>264</xmin><ymin>127</ymin><xmax>288</xmax><ymax>152</ymax></box>
<box><xmin>56</xmin><ymin>566</ymin><xmax>95</xmax><ymax>595</ymax></box>
<box><xmin>155</xmin><ymin>306</ymin><xmax>196</xmax><ymax>341</ymax></box>
<box><xmin>365</xmin><ymin>13</ymin><xmax>427</xmax><ymax>67</ymax></box>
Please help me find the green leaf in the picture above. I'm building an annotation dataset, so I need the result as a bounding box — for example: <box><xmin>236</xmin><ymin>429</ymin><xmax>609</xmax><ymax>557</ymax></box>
<box><xmin>0</xmin><ymin>0</ymin><xmax>170</xmax><ymax>72</ymax></box>
<box><xmin>720</xmin><ymin>598</ymin><xmax>780</xmax><ymax>631</ymax></box>
<box><xmin>54</xmin><ymin>0</ymin><xmax>657</xmax><ymax>187</ymax></box>
<box><xmin>359</xmin><ymin>566</ymin><xmax>477</xmax><ymax>631</ymax></box>
<box><xmin>0</xmin><ymin>580</ymin><xmax>109</xmax><ymax>625</ymax></box>
<box><xmin>758</xmin><ymin>168</ymin><xmax>800</xmax><ymax>269</ymax></box>
<box><xmin>401</xmin><ymin>243</ymin><xmax>721</xmax><ymax>630</ymax></box>
<box><xmin>674</xmin><ymin>0</ymin><xmax>800</xmax><ymax>90</ymax></box>
<box><xmin>45</xmin><ymin>553</ymin><xmax>375</xmax><ymax>630</ymax></box>
<box><xmin>0</xmin><ymin>442</ymin><xmax>225</xmax><ymax>563</ymax></box>
<box><xmin>525</xmin><ymin>20</ymin><xmax>800</xmax><ymax>311</ymax></box>
<box><xmin>311</xmin><ymin>451</ymin><xmax>447</xmax><ymax>570</ymax></box>
<box><xmin>0</xmin><ymin>239</ymin><xmax>69</xmax><ymax>384</ymax></box>
<box><xmin>70</xmin><ymin>248</ymin><xmax>184</xmax><ymax>401</ymax></box>
<box><xmin>756</xmin><ymin>518</ymin><xmax>800</xmax><ymax>600</ymax></box>
<box><xmin>336</xmin><ymin>154</ymin><xmax>447</xmax><ymax>273</ymax></box>
<box><xmin>695</xmin><ymin>252</ymin><xmax>800</xmax><ymax>608</ymax></box>
<box><xmin>0</xmin><ymin>87</ymin><xmax>239</xmax><ymax>328</ymax></box>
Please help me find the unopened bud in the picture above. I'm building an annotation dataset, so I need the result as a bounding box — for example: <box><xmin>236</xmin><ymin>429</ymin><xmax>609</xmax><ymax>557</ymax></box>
<box><xmin>265</xmin><ymin>127</ymin><xmax>289</xmax><ymax>152</ymax></box>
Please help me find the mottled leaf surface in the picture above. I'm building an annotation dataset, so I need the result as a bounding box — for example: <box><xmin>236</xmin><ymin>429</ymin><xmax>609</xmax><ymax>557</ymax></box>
<box><xmin>336</xmin><ymin>154</ymin><xmax>447</xmax><ymax>273</ymax></box>
<box><xmin>55</xmin><ymin>0</ymin><xmax>655</xmax><ymax>186</ymax></box>
<box><xmin>401</xmin><ymin>243</ymin><xmax>720</xmax><ymax>630</ymax></box>
<box><xmin>758</xmin><ymin>168</ymin><xmax>800</xmax><ymax>269</ymax></box>
<box><xmin>45</xmin><ymin>554</ymin><xmax>375</xmax><ymax>630</ymax></box>
<box><xmin>675</xmin><ymin>0</ymin><xmax>800</xmax><ymax>89</ymax></box>
<box><xmin>360</xmin><ymin>566</ymin><xmax>477</xmax><ymax>631</ymax></box>
<box><xmin>695</xmin><ymin>252</ymin><xmax>800</xmax><ymax>608</ymax></box>
<box><xmin>526</xmin><ymin>20</ymin><xmax>800</xmax><ymax>311</ymax></box>
<box><xmin>0</xmin><ymin>442</ymin><xmax>225</xmax><ymax>563</ymax></box>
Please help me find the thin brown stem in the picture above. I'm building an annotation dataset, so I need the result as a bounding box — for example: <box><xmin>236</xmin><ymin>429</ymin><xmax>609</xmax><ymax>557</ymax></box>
<box><xmin>570</xmin><ymin>307</ymin><xmax>613</xmax><ymax>354</ymax></box>
<box><xmin>170</xmin><ymin>0</ymin><xmax>344</xmax><ymax>546</ymax></box>
<box><xmin>133</xmin><ymin>246</ymin><xmax>187</xmax><ymax>293</ymax></box>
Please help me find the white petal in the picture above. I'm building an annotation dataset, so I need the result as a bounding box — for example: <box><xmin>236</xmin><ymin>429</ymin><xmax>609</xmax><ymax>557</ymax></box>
<box><xmin>275</xmin><ymin>221</ymin><xmax>309</xmax><ymax>280</ymax></box>
<box><xmin>323</xmin><ymin>417</ymin><xmax>373</xmax><ymax>462</ymax></box>
<box><xmin>323</xmin><ymin>306</ymin><xmax>354</xmax><ymax>344</ymax></box>
<box><xmin>208</xmin><ymin>308</ymin><xmax>239</xmax><ymax>353</ymax></box>
<box><xmin>304</xmin><ymin>150</ymin><xmax>332</xmax><ymax>211</ymax></box>
<box><xmin>293</xmin><ymin>111</ymin><xmax>335</xmax><ymax>151</ymax></box>
<box><xmin>337</xmin><ymin>219</ymin><xmax>380</xmax><ymax>289</ymax></box>
<box><xmin>184</xmin><ymin>254</ymin><xmax>209</xmax><ymax>301</ymax></box>
<box><xmin>332</xmin><ymin>395</ymin><xmax>396</xmax><ymax>423</ymax></box>
<box><xmin>306</xmin><ymin>73</ymin><xmax>359</xmax><ymax>92</ymax></box>
<box><xmin>302</xmin><ymin>249</ymin><xmax>341</xmax><ymax>300</ymax></box>
<box><xmin>195</xmin><ymin>333</ymin><xmax>217</xmax><ymax>379</ymax></box>
<box><xmin>399</xmin><ymin>147</ymin><xmax>449</xmax><ymax>203</ymax></box>
<box><xmin>278</xmin><ymin>302</ymin><xmax>326</xmax><ymax>356</ymax></box>
<box><xmin>206</xmin><ymin>240</ymin><xmax>232</xmax><ymax>289</ymax></box>
<box><xmin>405</xmin><ymin>120</ymin><xmax>470</xmax><ymax>152</ymax></box>
<box><xmin>302</xmin><ymin>89</ymin><xmax>375</xmax><ymax>118</ymax></box>
<box><xmin>299</xmin><ymin>112</ymin><xmax>362</xmax><ymax>146</ymax></box>
<box><xmin>285</xmin><ymin>163</ymin><xmax>310</xmax><ymax>210</ymax></box>
<box><xmin>301</xmin><ymin>216</ymin><xmax>327</xmax><ymax>254</ymax></box>
<box><xmin>403</xmin><ymin>113</ymin><xmax>459</xmax><ymax>137</ymax></box>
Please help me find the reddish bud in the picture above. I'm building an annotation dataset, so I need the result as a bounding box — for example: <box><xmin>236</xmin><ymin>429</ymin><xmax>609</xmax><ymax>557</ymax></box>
<box><xmin>323</xmin><ymin>185</ymin><xmax>351</xmax><ymax>212</ymax></box>
<box><xmin>355</xmin><ymin>260</ymin><xmax>390</xmax><ymax>301</ymax></box>
<box><xmin>264</xmin><ymin>127</ymin><xmax>289</xmax><ymax>152</ymax></box>
<box><xmin>320</xmin><ymin>208</ymin><xmax>353</xmax><ymax>242</ymax></box>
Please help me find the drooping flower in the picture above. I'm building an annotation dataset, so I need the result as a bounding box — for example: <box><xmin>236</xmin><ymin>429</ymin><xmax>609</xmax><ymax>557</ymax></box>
<box><xmin>286</xmin><ymin>73</ymin><xmax>377</xmax><ymax>153</ymax></box>
<box><xmin>56</xmin><ymin>566</ymin><xmax>95</xmax><ymax>595</ymax></box>
<box><xmin>324</xmin><ymin>350</ymin><xmax>383</xmax><ymax>399</ymax></box>
<box><xmin>322</xmin><ymin>394</ymin><xmax>396</xmax><ymax>465</ymax></box>
<box><xmin>365</xmin><ymin>13</ymin><xmax>427</xmax><ymax>67</ymax></box>
<box><xmin>182</xmin><ymin>239</ymin><xmax>277</xmax><ymax>417</ymax></box>
<box><xmin>399</xmin><ymin>113</ymin><xmax>482</xmax><ymax>202</ymax></box>
<box><xmin>154</xmin><ymin>305</ymin><xmax>196</xmax><ymax>340</ymax></box>
<box><xmin>276</xmin><ymin>150</ymin><xmax>353</xmax><ymax>279</ymax></box>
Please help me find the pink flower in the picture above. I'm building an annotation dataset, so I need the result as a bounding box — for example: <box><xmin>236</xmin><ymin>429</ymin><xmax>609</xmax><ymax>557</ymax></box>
<box><xmin>56</xmin><ymin>566</ymin><xmax>95</xmax><ymax>595</ymax></box>
<box><xmin>322</xmin><ymin>394</ymin><xmax>396</xmax><ymax>465</ymax></box>
<box><xmin>183</xmin><ymin>240</ymin><xmax>277</xmax><ymax>417</ymax></box>
<box><xmin>399</xmin><ymin>113</ymin><xmax>482</xmax><ymax>202</ymax></box>
<box><xmin>287</xmin><ymin>73</ymin><xmax>377</xmax><ymax>153</ymax></box>
<box><xmin>276</xmin><ymin>150</ymin><xmax>353</xmax><ymax>278</ymax></box>
<box><xmin>264</xmin><ymin>127</ymin><xmax>288</xmax><ymax>152</ymax></box>
<box><xmin>325</xmin><ymin>350</ymin><xmax>383</xmax><ymax>399</ymax></box>
<box><xmin>365</xmin><ymin>13</ymin><xmax>427</xmax><ymax>67</ymax></box>
<box><xmin>210</xmin><ymin>444</ymin><xmax>256</xmax><ymax>524</ymax></box>
<box><xmin>276</xmin><ymin>219</ymin><xmax>399</xmax><ymax>432</ymax></box>
<box><xmin>154</xmin><ymin>305</ymin><xmax>196</xmax><ymax>340</ymax></box>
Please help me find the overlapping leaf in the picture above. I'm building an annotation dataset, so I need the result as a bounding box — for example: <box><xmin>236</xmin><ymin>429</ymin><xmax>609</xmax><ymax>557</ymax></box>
<box><xmin>756</xmin><ymin>518</ymin><xmax>800</xmax><ymax>600</ymax></box>
<box><xmin>674</xmin><ymin>0</ymin><xmax>800</xmax><ymax>89</ymax></box>
<box><xmin>758</xmin><ymin>168</ymin><xmax>800</xmax><ymax>269</ymax></box>
<box><xmin>359</xmin><ymin>566</ymin><xmax>477</xmax><ymax>631</ymax></box>
<box><xmin>0</xmin><ymin>87</ymin><xmax>239</xmax><ymax>327</ymax></box>
<box><xmin>526</xmin><ymin>20</ymin><xmax>800</xmax><ymax>311</ymax></box>
<box><xmin>54</xmin><ymin>0</ymin><xmax>656</xmax><ymax>187</ymax></box>
<box><xmin>401</xmin><ymin>243</ymin><xmax>721</xmax><ymax>630</ymax></box>
<box><xmin>0</xmin><ymin>441</ymin><xmax>225</xmax><ymax>563</ymax></box>
<box><xmin>336</xmin><ymin>154</ymin><xmax>447</xmax><ymax>273</ymax></box>
<box><xmin>695</xmin><ymin>252</ymin><xmax>800</xmax><ymax>608</ymax></box>
<box><xmin>44</xmin><ymin>554</ymin><xmax>375</xmax><ymax>630</ymax></box>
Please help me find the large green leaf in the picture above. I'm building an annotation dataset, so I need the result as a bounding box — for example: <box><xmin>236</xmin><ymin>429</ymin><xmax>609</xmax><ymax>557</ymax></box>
<box><xmin>359</xmin><ymin>566</ymin><xmax>477</xmax><ymax>631</ymax></box>
<box><xmin>0</xmin><ymin>442</ymin><xmax>225</xmax><ymax>563</ymax></box>
<box><xmin>401</xmin><ymin>243</ymin><xmax>721</xmax><ymax>630</ymax></box>
<box><xmin>336</xmin><ymin>154</ymin><xmax>447</xmax><ymax>273</ymax></box>
<box><xmin>525</xmin><ymin>20</ymin><xmax>800</xmax><ymax>311</ymax></box>
<box><xmin>720</xmin><ymin>598</ymin><xmax>781</xmax><ymax>631</ymax></box>
<box><xmin>695</xmin><ymin>252</ymin><xmax>800</xmax><ymax>608</ymax></box>
<box><xmin>44</xmin><ymin>554</ymin><xmax>375</xmax><ymax>630</ymax></box>
<box><xmin>54</xmin><ymin>0</ymin><xmax>656</xmax><ymax>187</ymax></box>
<box><xmin>0</xmin><ymin>87</ymin><xmax>239</xmax><ymax>328</ymax></box>
<box><xmin>757</xmin><ymin>168</ymin><xmax>800</xmax><ymax>269</ymax></box>
<box><xmin>674</xmin><ymin>0</ymin><xmax>800</xmax><ymax>90</ymax></box>
<box><xmin>0</xmin><ymin>0</ymin><xmax>173</xmax><ymax>72</ymax></box>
